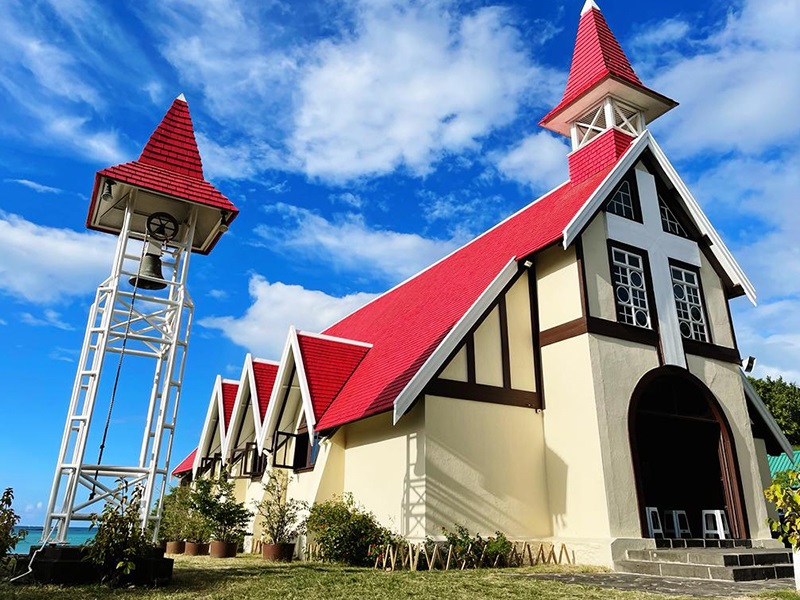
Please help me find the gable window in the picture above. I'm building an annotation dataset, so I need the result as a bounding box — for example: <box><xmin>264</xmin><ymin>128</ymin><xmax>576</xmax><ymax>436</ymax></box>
<box><xmin>606</xmin><ymin>180</ymin><xmax>636</xmax><ymax>220</ymax></box>
<box><xmin>671</xmin><ymin>265</ymin><xmax>708</xmax><ymax>342</ymax></box>
<box><xmin>610</xmin><ymin>246</ymin><xmax>651</xmax><ymax>329</ymax></box>
<box><xmin>659</xmin><ymin>196</ymin><xmax>688</xmax><ymax>238</ymax></box>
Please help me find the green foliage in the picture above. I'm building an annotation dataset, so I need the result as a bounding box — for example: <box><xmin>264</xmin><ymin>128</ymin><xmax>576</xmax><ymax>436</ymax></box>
<box><xmin>159</xmin><ymin>485</ymin><xmax>193</xmax><ymax>542</ymax></box>
<box><xmin>253</xmin><ymin>470</ymin><xmax>307</xmax><ymax>544</ymax></box>
<box><xmin>305</xmin><ymin>493</ymin><xmax>395</xmax><ymax>566</ymax></box>
<box><xmin>765</xmin><ymin>469</ymin><xmax>800</xmax><ymax>548</ymax></box>
<box><xmin>749</xmin><ymin>375</ymin><xmax>800</xmax><ymax>445</ymax></box>
<box><xmin>191</xmin><ymin>473</ymin><xmax>251</xmax><ymax>543</ymax></box>
<box><xmin>0</xmin><ymin>488</ymin><xmax>26</xmax><ymax>575</ymax></box>
<box><xmin>441</xmin><ymin>524</ymin><xmax>513</xmax><ymax>567</ymax></box>
<box><xmin>86</xmin><ymin>484</ymin><xmax>152</xmax><ymax>586</ymax></box>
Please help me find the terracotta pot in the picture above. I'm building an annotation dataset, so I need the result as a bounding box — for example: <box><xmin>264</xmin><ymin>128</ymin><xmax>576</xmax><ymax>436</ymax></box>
<box><xmin>210</xmin><ymin>540</ymin><xmax>238</xmax><ymax>559</ymax></box>
<box><xmin>165</xmin><ymin>541</ymin><xmax>185</xmax><ymax>555</ymax></box>
<box><xmin>184</xmin><ymin>542</ymin><xmax>209</xmax><ymax>556</ymax></box>
<box><xmin>262</xmin><ymin>542</ymin><xmax>295</xmax><ymax>561</ymax></box>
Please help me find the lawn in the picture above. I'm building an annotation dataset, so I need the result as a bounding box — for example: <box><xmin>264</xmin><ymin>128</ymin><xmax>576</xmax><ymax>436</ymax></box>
<box><xmin>1</xmin><ymin>554</ymin><xmax>799</xmax><ymax>600</ymax></box>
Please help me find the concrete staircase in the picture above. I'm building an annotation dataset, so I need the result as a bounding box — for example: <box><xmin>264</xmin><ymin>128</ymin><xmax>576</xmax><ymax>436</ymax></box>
<box><xmin>615</xmin><ymin>540</ymin><xmax>794</xmax><ymax>582</ymax></box>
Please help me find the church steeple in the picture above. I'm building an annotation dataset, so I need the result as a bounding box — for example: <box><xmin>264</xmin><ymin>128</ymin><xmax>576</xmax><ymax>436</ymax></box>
<box><xmin>540</xmin><ymin>0</ymin><xmax>677</xmax><ymax>150</ymax></box>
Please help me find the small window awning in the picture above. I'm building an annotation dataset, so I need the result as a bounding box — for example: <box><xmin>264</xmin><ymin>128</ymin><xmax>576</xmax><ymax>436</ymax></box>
<box><xmin>742</xmin><ymin>372</ymin><xmax>793</xmax><ymax>460</ymax></box>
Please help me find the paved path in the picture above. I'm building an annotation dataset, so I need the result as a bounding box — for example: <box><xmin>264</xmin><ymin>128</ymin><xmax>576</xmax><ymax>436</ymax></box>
<box><xmin>517</xmin><ymin>572</ymin><xmax>796</xmax><ymax>598</ymax></box>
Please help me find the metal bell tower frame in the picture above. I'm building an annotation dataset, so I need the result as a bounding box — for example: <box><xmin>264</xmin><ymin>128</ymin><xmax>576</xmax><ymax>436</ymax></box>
<box><xmin>43</xmin><ymin>95</ymin><xmax>238</xmax><ymax>543</ymax></box>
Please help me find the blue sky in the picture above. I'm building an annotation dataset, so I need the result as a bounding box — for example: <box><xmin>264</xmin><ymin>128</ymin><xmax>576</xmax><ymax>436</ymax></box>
<box><xmin>0</xmin><ymin>0</ymin><xmax>798</xmax><ymax>526</ymax></box>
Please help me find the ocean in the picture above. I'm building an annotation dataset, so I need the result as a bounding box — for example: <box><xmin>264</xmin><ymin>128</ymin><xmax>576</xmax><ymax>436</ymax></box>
<box><xmin>12</xmin><ymin>526</ymin><xmax>95</xmax><ymax>555</ymax></box>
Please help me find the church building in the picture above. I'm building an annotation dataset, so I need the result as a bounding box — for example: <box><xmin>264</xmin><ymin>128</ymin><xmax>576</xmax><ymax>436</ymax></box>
<box><xmin>176</xmin><ymin>0</ymin><xmax>791</xmax><ymax>566</ymax></box>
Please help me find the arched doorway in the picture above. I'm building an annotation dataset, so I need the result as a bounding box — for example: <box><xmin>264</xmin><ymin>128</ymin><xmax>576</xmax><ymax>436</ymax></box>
<box><xmin>629</xmin><ymin>367</ymin><xmax>748</xmax><ymax>539</ymax></box>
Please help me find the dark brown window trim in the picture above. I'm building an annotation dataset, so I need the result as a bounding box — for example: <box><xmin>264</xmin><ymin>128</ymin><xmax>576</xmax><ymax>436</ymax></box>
<box><xmin>669</xmin><ymin>257</ymin><xmax>713</xmax><ymax>345</ymax></box>
<box><xmin>498</xmin><ymin>296</ymin><xmax>511</xmax><ymax>388</ymax></box>
<box><xmin>528</xmin><ymin>266</ymin><xmax>545</xmax><ymax>409</ymax></box>
<box><xmin>587</xmin><ymin>316</ymin><xmax>660</xmax><ymax>346</ymax></box>
<box><xmin>574</xmin><ymin>239</ymin><xmax>589</xmax><ymax>319</ymax></box>
<box><xmin>682</xmin><ymin>339</ymin><xmax>741</xmax><ymax>364</ymax></box>
<box><xmin>606</xmin><ymin>238</ymin><xmax>660</xmax><ymax>334</ymax></box>
<box><xmin>426</xmin><ymin>378</ymin><xmax>540</xmax><ymax>409</ymax></box>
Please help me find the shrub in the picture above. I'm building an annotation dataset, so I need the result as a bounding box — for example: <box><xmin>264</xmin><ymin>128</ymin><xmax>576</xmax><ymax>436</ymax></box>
<box><xmin>159</xmin><ymin>485</ymin><xmax>193</xmax><ymax>542</ymax></box>
<box><xmin>191</xmin><ymin>473</ymin><xmax>251</xmax><ymax>543</ymax></box>
<box><xmin>253</xmin><ymin>470</ymin><xmax>307</xmax><ymax>544</ymax></box>
<box><xmin>305</xmin><ymin>494</ymin><xmax>394</xmax><ymax>566</ymax></box>
<box><xmin>441</xmin><ymin>524</ymin><xmax>513</xmax><ymax>567</ymax></box>
<box><xmin>765</xmin><ymin>468</ymin><xmax>800</xmax><ymax>547</ymax></box>
<box><xmin>0</xmin><ymin>488</ymin><xmax>26</xmax><ymax>575</ymax></box>
<box><xmin>86</xmin><ymin>483</ymin><xmax>152</xmax><ymax>586</ymax></box>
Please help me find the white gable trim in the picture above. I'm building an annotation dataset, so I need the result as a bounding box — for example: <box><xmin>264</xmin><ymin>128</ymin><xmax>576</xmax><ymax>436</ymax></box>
<box><xmin>562</xmin><ymin>130</ymin><xmax>756</xmax><ymax>304</ymax></box>
<box><xmin>250</xmin><ymin>357</ymin><xmax>280</xmax><ymax>445</ymax></box>
<box><xmin>295</xmin><ymin>330</ymin><xmax>373</xmax><ymax>349</ymax></box>
<box><xmin>741</xmin><ymin>371</ymin><xmax>793</xmax><ymax>459</ymax></box>
<box><xmin>193</xmin><ymin>374</ymin><xmax>223</xmax><ymax>475</ymax></box>
<box><xmin>393</xmin><ymin>259</ymin><xmax>519</xmax><ymax>423</ymax></box>
<box><xmin>291</xmin><ymin>329</ymin><xmax>317</xmax><ymax>435</ymax></box>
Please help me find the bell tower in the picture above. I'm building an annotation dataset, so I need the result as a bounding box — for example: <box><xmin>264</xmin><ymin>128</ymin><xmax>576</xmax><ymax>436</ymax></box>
<box><xmin>43</xmin><ymin>95</ymin><xmax>238</xmax><ymax>543</ymax></box>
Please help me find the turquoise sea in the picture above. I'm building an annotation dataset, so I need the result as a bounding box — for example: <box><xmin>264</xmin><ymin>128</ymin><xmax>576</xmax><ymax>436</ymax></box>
<box><xmin>12</xmin><ymin>526</ymin><xmax>95</xmax><ymax>555</ymax></box>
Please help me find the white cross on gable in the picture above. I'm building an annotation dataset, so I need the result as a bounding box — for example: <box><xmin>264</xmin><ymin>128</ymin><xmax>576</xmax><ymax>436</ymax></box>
<box><xmin>606</xmin><ymin>164</ymin><xmax>701</xmax><ymax>368</ymax></box>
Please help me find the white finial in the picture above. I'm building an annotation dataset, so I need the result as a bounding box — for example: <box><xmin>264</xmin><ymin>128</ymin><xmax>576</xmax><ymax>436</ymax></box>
<box><xmin>176</xmin><ymin>93</ymin><xmax>187</xmax><ymax>102</ymax></box>
<box><xmin>581</xmin><ymin>0</ymin><xmax>600</xmax><ymax>15</ymax></box>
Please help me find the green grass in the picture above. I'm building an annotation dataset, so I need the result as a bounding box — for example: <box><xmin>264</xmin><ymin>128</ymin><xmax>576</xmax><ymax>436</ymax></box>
<box><xmin>0</xmin><ymin>554</ymin><xmax>764</xmax><ymax>599</ymax></box>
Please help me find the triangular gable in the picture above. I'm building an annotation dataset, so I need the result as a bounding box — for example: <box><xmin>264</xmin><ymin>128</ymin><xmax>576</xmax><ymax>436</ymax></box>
<box><xmin>561</xmin><ymin>130</ymin><xmax>756</xmax><ymax>303</ymax></box>
<box><xmin>224</xmin><ymin>354</ymin><xmax>279</xmax><ymax>461</ymax></box>
<box><xmin>316</xmin><ymin>163</ymin><xmax>619</xmax><ymax>431</ymax></box>
<box><xmin>172</xmin><ymin>448</ymin><xmax>197</xmax><ymax>476</ymax></box>
<box><xmin>193</xmin><ymin>375</ymin><xmax>239</xmax><ymax>474</ymax></box>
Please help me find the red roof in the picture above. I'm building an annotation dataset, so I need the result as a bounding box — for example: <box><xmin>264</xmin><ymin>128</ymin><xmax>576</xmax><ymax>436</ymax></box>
<box><xmin>540</xmin><ymin>5</ymin><xmax>663</xmax><ymax>127</ymax></box>
<box><xmin>296</xmin><ymin>334</ymin><xmax>370</xmax><ymax>422</ymax></box>
<box><xmin>172</xmin><ymin>448</ymin><xmax>197</xmax><ymax>476</ymax></box>
<box><xmin>221</xmin><ymin>381</ymin><xmax>239</xmax><ymax>430</ymax></box>
<box><xmin>252</xmin><ymin>360</ymin><xmax>279</xmax><ymax>421</ymax></box>
<box><xmin>315</xmin><ymin>160</ymin><xmax>622</xmax><ymax>430</ymax></box>
<box><xmin>87</xmin><ymin>97</ymin><xmax>238</xmax><ymax>232</ymax></box>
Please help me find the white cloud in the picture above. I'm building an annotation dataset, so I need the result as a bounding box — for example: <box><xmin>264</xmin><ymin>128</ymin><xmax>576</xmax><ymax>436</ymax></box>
<box><xmin>0</xmin><ymin>212</ymin><xmax>115</xmax><ymax>303</ymax></box>
<box><xmin>330</xmin><ymin>192</ymin><xmax>363</xmax><ymax>209</ymax></box>
<box><xmin>195</xmin><ymin>132</ymin><xmax>288</xmax><ymax>180</ymax></box>
<box><xmin>493</xmin><ymin>131</ymin><xmax>569</xmax><ymax>192</ymax></box>
<box><xmin>201</xmin><ymin>275</ymin><xmax>377</xmax><ymax>359</ymax></box>
<box><xmin>6</xmin><ymin>179</ymin><xmax>64</xmax><ymax>194</ymax></box>
<box><xmin>630</xmin><ymin>18</ymin><xmax>690</xmax><ymax>50</ymax></box>
<box><xmin>20</xmin><ymin>309</ymin><xmax>74</xmax><ymax>330</ymax></box>
<box><xmin>49</xmin><ymin>347</ymin><xmax>79</xmax><ymax>363</ymax></box>
<box><xmin>419</xmin><ymin>189</ymin><xmax>510</xmax><ymax>237</ymax></box>
<box><xmin>289</xmin><ymin>3</ymin><xmax>555</xmax><ymax>181</ymax></box>
<box><xmin>255</xmin><ymin>204</ymin><xmax>461</xmax><ymax>283</ymax></box>
<box><xmin>208</xmin><ymin>289</ymin><xmax>229</xmax><ymax>300</ymax></box>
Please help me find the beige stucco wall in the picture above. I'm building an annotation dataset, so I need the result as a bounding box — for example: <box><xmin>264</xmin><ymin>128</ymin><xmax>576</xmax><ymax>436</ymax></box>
<box><xmin>536</xmin><ymin>245</ymin><xmax>582</xmax><ymax>330</ymax></box>
<box><xmin>342</xmin><ymin>405</ymin><xmax>426</xmax><ymax>538</ymax></box>
<box><xmin>540</xmin><ymin>334</ymin><xmax>610</xmax><ymax>542</ymax></box>
<box><xmin>474</xmin><ymin>306</ymin><xmax>503</xmax><ymax>386</ymax></box>
<box><xmin>582</xmin><ymin>214</ymin><xmax>616</xmax><ymax>321</ymax></box>
<box><xmin>698</xmin><ymin>252</ymin><xmax>735</xmax><ymax>349</ymax></box>
<box><xmin>587</xmin><ymin>334</ymin><xmax>660</xmax><ymax>538</ymax></box>
<box><xmin>425</xmin><ymin>394</ymin><xmax>550</xmax><ymax>539</ymax></box>
<box><xmin>440</xmin><ymin>346</ymin><xmax>468</xmax><ymax>381</ymax></box>
<box><xmin>753</xmin><ymin>437</ymin><xmax>779</xmax><ymax>522</ymax></box>
<box><xmin>506</xmin><ymin>271</ymin><xmax>537</xmax><ymax>392</ymax></box>
<box><xmin>685</xmin><ymin>355</ymin><xmax>772</xmax><ymax>540</ymax></box>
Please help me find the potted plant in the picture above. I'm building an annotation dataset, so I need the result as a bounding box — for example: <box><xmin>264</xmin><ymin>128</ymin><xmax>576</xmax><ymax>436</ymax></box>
<box><xmin>183</xmin><ymin>506</ymin><xmax>212</xmax><ymax>556</ymax></box>
<box><xmin>192</xmin><ymin>473</ymin><xmax>251</xmax><ymax>559</ymax></box>
<box><xmin>253</xmin><ymin>470</ymin><xmax>306</xmax><ymax>561</ymax></box>
<box><xmin>765</xmin><ymin>469</ymin><xmax>800</xmax><ymax>589</ymax></box>
<box><xmin>161</xmin><ymin>486</ymin><xmax>192</xmax><ymax>554</ymax></box>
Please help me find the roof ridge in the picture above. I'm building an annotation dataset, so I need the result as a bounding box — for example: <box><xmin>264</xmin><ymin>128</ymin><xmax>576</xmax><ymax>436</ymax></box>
<box><xmin>297</xmin><ymin>330</ymin><xmax>373</xmax><ymax>348</ymax></box>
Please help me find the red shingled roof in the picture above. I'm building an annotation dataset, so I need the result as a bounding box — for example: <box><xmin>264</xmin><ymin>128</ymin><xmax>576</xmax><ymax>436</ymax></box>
<box><xmin>540</xmin><ymin>5</ymin><xmax>661</xmax><ymax>127</ymax></box>
<box><xmin>172</xmin><ymin>448</ymin><xmax>197</xmax><ymax>476</ymax></box>
<box><xmin>87</xmin><ymin>97</ymin><xmax>238</xmax><ymax>233</ymax></box>
<box><xmin>296</xmin><ymin>334</ymin><xmax>370</xmax><ymax>422</ymax></box>
<box><xmin>252</xmin><ymin>360</ymin><xmax>279</xmax><ymax>422</ymax></box>
<box><xmin>221</xmin><ymin>381</ymin><xmax>239</xmax><ymax>430</ymax></box>
<box><xmin>314</xmin><ymin>160</ymin><xmax>622</xmax><ymax>430</ymax></box>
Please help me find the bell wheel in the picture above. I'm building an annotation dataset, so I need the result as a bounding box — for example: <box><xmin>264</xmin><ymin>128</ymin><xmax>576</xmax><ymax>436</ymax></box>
<box><xmin>146</xmin><ymin>212</ymin><xmax>179</xmax><ymax>242</ymax></box>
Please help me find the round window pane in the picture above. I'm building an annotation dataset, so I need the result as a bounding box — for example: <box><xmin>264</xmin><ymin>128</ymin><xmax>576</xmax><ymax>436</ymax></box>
<box><xmin>673</xmin><ymin>284</ymin><xmax>685</xmax><ymax>299</ymax></box>
<box><xmin>630</xmin><ymin>271</ymin><xmax>643</xmax><ymax>288</ymax></box>
<box><xmin>635</xmin><ymin>310</ymin><xmax>648</xmax><ymax>327</ymax></box>
<box><xmin>680</xmin><ymin>321</ymin><xmax>692</xmax><ymax>338</ymax></box>
<box><xmin>616</xmin><ymin>287</ymin><xmax>630</xmax><ymax>303</ymax></box>
<box><xmin>690</xmin><ymin>306</ymin><xmax>703</xmax><ymax>322</ymax></box>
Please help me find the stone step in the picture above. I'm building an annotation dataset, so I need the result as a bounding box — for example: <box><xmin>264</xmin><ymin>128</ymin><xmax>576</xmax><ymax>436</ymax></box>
<box><xmin>626</xmin><ymin>548</ymin><xmax>793</xmax><ymax>567</ymax></box>
<box><xmin>615</xmin><ymin>559</ymin><xmax>794</xmax><ymax>582</ymax></box>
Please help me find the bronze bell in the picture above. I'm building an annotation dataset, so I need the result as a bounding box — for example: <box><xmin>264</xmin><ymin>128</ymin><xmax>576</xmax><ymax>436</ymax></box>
<box><xmin>129</xmin><ymin>254</ymin><xmax>167</xmax><ymax>290</ymax></box>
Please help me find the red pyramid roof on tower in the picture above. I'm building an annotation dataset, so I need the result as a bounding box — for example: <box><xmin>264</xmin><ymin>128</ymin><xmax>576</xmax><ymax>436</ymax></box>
<box><xmin>89</xmin><ymin>95</ymin><xmax>237</xmax><ymax>225</ymax></box>
<box><xmin>540</xmin><ymin>1</ymin><xmax>674</xmax><ymax>129</ymax></box>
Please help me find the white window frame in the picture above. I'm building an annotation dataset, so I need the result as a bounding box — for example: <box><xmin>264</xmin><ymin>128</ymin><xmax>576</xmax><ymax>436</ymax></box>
<box><xmin>610</xmin><ymin>246</ymin><xmax>652</xmax><ymax>329</ymax></box>
<box><xmin>671</xmin><ymin>265</ymin><xmax>709</xmax><ymax>343</ymax></box>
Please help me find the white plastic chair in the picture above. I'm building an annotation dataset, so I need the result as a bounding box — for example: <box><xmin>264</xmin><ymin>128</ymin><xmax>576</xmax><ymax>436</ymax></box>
<box><xmin>701</xmin><ymin>510</ymin><xmax>730</xmax><ymax>539</ymax></box>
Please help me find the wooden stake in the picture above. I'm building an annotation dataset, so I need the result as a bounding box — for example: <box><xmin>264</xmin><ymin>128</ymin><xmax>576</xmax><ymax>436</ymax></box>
<box><xmin>445</xmin><ymin>545</ymin><xmax>453</xmax><ymax>571</ymax></box>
